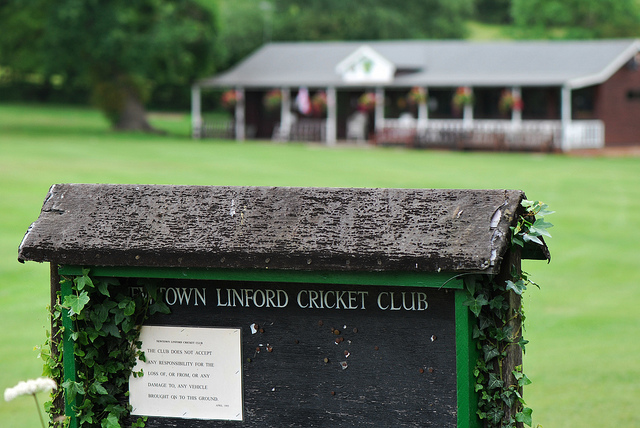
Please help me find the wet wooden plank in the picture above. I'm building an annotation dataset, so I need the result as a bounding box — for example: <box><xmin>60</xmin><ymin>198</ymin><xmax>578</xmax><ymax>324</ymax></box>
<box><xmin>18</xmin><ymin>184</ymin><xmax>535</xmax><ymax>274</ymax></box>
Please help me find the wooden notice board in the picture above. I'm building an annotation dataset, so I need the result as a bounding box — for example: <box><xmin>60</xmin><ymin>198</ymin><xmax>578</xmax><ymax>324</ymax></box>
<box><xmin>134</xmin><ymin>279</ymin><xmax>458</xmax><ymax>427</ymax></box>
<box><xmin>19</xmin><ymin>185</ymin><xmax>551</xmax><ymax>428</ymax></box>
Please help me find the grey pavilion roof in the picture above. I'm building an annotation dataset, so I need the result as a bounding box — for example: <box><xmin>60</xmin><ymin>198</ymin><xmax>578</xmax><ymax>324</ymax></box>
<box><xmin>199</xmin><ymin>39</ymin><xmax>640</xmax><ymax>89</ymax></box>
<box><xmin>18</xmin><ymin>184</ymin><xmax>548</xmax><ymax>275</ymax></box>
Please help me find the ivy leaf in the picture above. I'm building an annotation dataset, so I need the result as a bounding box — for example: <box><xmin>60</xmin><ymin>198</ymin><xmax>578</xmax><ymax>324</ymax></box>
<box><xmin>522</xmin><ymin>233</ymin><xmax>544</xmax><ymax>245</ymax></box>
<box><xmin>501</xmin><ymin>389</ymin><xmax>516</xmax><ymax>408</ymax></box>
<box><xmin>90</xmin><ymin>304</ymin><xmax>110</xmax><ymax>330</ymax></box>
<box><xmin>506</xmin><ymin>279</ymin><xmax>527</xmax><ymax>295</ymax></box>
<box><xmin>122</xmin><ymin>317</ymin><xmax>134</xmax><ymax>334</ymax></box>
<box><xmin>91</xmin><ymin>381</ymin><xmax>109</xmax><ymax>395</ymax></box>
<box><xmin>132</xmin><ymin>417</ymin><xmax>148</xmax><ymax>428</ymax></box>
<box><xmin>74</xmin><ymin>274</ymin><xmax>94</xmax><ymax>291</ymax></box>
<box><xmin>486</xmin><ymin>407</ymin><xmax>505</xmax><ymax>425</ymax></box>
<box><xmin>464</xmin><ymin>294</ymin><xmax>489</xmax><ymax>317</ymax></box>
<box><xmin>516</xmin><ymin>407</ymin><xmax>533</xmax><ymax>426</ymax></box>
<box><xmin>87</xmin><ymin>329</ymin><xmax>100</xmax><ymax>342</ymax></box>
<box><xmin>102</xmin><ymin>322</ymin><xmax>121</xmax><ymax>338</ymax></box>
<box><xmin>494</xmin><ymin>326</ymin><xmax>512</xmax><ymax>342</ymax></box>
<box><xmin>102</xmin><ymin>413</ymin><xmax>121</xmax><ymax>428</ymax></box>
<box><xmin>123</xmin><ymin>300</ymin><xmax>136</xmax><ymax>317</ymax></box>
<box><xmin>483</xmin><ymin>344</ymin><xmax>500</xmax><ymax>362</ymax></box>
<box><xmin>510</xmin><ymin>231</ymin><xmax>525</xmax><ymax>247</ymax></box>
<box><xmin>464</xmin><ymin>276</ymin><xmax>477</xmax><ymax>296</ymax></box>
<box><xmin>62</xmin><ymin>380</ymin><xmax>85</xmax><ymax>402</ymax></box>
<box><xmin>113</xmin><ymin>307</ymin><xmax>125</xmax><ymax>325</ymax></box>
<box><xmin>537</xmin><ymin>206</ymin><xmax>555</xmax><ymax>217</ymax></box>
<box><xmin>149</xmin><ymin>300</ymin><xmax>170</xmax><ymax>315</ymax></box>
<box><xmin>97</xmin><ymin>281</ymin><xmax>110</xmax><ymax>297</ymax></box>
<box><xmin>487</xmin><ymin>373</ymin><xmax>504</xmax><ymax>390</ymax></box>
<box><xmin>517</xmin><ymin>373</ymin><xmax>532</xmax><ymax>387</ymax></box>
<box><xmin>518</xmin><ymin>337</ymin><xmax>530</xmax><ymax>353</ymax></box>
<box><xmin>478</xmin><ymin>315</ymin><xmax>494</xmax><ymax>332</ymax></box>
<box><xmin>489</xmin><ymin>295</ymin><xmax>506</xmax><ymax>311</ymax></box>
<box><xmin>529</xmin><ymin>218</ymin><xmax>553</xmax><ymax>237</ymax></box>
<box><xmin>64</xmin><ymin>291</ymin><xmax>90</xmax><ymax>316</ymax></box>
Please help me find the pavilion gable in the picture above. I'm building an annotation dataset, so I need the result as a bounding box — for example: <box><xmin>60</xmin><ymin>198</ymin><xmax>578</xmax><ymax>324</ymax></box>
<box><xmin>335</xmin><ymin>45</ymin><xmax>396</xmax><ymax>84</ymax></box>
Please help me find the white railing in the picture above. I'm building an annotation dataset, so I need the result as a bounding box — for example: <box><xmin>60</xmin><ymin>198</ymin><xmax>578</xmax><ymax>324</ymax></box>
<box><xmin>272</xmin><ymin>119</ymin><xmax>326</xmax><ymax>142</ymax></box>
<box><xmin>380</xmin><ymin>119</ymin><xmax>604</xmax><ymax>151</ymax></box>
<box><xmin>563</xmin><ymin>121</ymin><xmax>605</xmax><ymax>150</ymax></box>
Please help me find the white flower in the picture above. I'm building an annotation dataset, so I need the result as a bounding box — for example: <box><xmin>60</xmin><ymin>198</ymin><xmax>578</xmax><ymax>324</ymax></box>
<box><xmin>4</xmin><ymin>377</ymin><xmax>57</xmax><ymax>402</ymax></box>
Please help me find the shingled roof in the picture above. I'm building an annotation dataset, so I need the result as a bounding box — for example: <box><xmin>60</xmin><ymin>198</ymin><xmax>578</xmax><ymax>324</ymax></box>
<box><xmin>199</xmin><ymin>39</ymin><xmax>640</xmax><ymax>89</ymax></box>
<box><xmin>18</xmin><ymin>184</ymin><xmax>548</xmax><ymax>275</ymax></box>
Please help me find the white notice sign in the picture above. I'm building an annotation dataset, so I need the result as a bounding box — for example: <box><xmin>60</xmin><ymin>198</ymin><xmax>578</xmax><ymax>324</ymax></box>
<box><xmin>129</xmin><ymin>326</ymin><xmax>242</xmax><ymax>421</ymax></box>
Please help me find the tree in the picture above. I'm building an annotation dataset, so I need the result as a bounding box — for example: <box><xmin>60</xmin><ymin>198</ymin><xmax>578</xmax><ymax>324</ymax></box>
<box><xmin>511</xmin><ymin>0</ymin><xmax>640</xmax><ymax>38</ymax></box>
<box><xmin>475</xmin><ymin>0</ymin><xmax>511</xmax><ymax>24</ymax></box>
<box><xmin>270</xmin><ymin>0</ymin><xmax>474</xmax><ymax>40</ymax></box>
<box><xmin>0</xmin><ymin>0</ymin><xmax>219</xmax><ymax>131</ymax></box>
<box><xmin>217</xmin><ymin>0</ymin><xmax>268</xmax><ymax>72</ymax></box>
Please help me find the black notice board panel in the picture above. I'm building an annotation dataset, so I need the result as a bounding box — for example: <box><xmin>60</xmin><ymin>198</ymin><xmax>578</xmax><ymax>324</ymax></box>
<box><xmin>132</xmin><ymin>279</ymin><xmax>457</xmax><ymax>427</ymax></box>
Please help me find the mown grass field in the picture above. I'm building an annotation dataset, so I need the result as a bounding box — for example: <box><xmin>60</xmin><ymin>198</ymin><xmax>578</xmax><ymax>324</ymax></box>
<box><xmin>1</xmin><ymin>103</ymin><xmax>639</xmax><ymax>427</ymax></box>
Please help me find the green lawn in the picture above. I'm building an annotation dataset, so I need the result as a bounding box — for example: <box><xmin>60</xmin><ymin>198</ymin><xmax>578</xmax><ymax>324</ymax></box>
<box><xmin>1</xmin><ymin>103</ymin><xmax>639</xmax><ymax>427</ymax></box>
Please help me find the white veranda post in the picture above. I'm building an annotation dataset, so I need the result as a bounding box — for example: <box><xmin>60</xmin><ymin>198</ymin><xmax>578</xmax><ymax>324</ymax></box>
<box><xmin>234</xmin><ymin>87</ymin><xmax>245</xmax><ymax>141</ymax></box>
<box><xmin>326</xmin><ymin>87</ymin><xmax>337</xmax><ymax>145</ymax></box>
<box><xmin>561</xmin><ymin>85</ymin><xmax>572</xmax><ymax>151</ymax></box>
<box><xmin>191</xmin><ymin>85</ymin><xmax>202</xmax><ymax>139</ymax></box>
<box><xmin>511</xmin><ymin>86</ymin><xmax>522</xmax><ymax>126</ymax></box>
<box><xmin>375</xmin><ymin>87</ymin><xmax>385</xmax><ymax>131</ymax></box>
<box><xmin>463</xmin><ymin>88</ymin><xmax>474</xmax><ymax>129</ymax></box>
<box><xmin>418</xmin><ymin>87</ymin><xmax>429</xmax><ymax>132</ymax></box>
<box><xmin>281</xmin><ymin>88</ymin><xmax>292</xmax><ymax>140</ymax></box>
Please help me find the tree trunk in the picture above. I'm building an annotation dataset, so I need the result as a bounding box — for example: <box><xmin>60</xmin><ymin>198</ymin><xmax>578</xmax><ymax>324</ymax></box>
<box><xmin>114</xmin><ymin>87</ymin><xmax>155</xmax><ymax>132</ymax></box>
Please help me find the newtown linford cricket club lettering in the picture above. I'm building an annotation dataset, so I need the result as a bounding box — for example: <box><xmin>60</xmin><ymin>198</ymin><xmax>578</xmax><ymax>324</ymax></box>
<box><xmin>131</xmin><ymin>286</ymin><xmax>429</xmax><ymax>312</ymax></box>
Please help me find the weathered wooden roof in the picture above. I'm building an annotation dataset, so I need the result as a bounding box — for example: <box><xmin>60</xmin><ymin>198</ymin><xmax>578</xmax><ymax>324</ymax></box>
<box><xmin>18</xmin><ymin>184</ymin><xmax>548</xmax><ymax>274</ymax></box>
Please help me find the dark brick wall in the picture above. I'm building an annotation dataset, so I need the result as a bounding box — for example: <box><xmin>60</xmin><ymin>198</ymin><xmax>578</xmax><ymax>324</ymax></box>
<box><xmin>595</xmin><ymin>62</ymin><xmax>640</xmax><ymax>146</ymax></box>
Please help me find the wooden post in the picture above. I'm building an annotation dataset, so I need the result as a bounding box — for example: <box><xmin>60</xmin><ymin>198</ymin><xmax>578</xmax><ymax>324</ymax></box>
<box><xmin>49</xmin><ymin>263</ymin><xmax>65</xmax><ymax>422</ymax></box>
<box><xmin>60</xmin><ymin>276</ymin><xmax>77</xmax><ymax>428</ymax></box>
<box><xmin>496</xmin><ymin>246</ymin><xmax>524</xmax><ymax>428</ymax></box>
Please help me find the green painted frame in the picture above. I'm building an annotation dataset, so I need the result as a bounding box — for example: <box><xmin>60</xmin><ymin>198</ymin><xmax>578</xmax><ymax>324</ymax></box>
<box><xmin>57</xmin><ymin>265</ymin><xmax>480</xmax><ymax>428</ymax></box>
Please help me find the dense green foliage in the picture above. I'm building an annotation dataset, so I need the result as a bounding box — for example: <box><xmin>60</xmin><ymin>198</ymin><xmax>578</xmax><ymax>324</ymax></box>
<box><xmin>475</xmin><ymin>0</ymin><xmax>512</xmax><ymax>24</ymax></box>
<box><xmin>0</xmin><ymin>0</ymin><xmax>218</xmax><ymax>127</ymax></box>
<box><xmin>466</xmin><ymin>201</ymin><xmax>553</xmax><ymax>427</ymax></box>
<box><xmin>271</xmin><ymin>0</ymin><xmax>474</xmax><ymax>40</ymax></box>
<box><xmin>44</xmin><ymin>271</ymin><xmax>169</xmax><ymax>427</ymax></box>
<box><xmin>511</xmin><ymin>0</ymin><xmax>640</xmax><ymax>38</ymax></box>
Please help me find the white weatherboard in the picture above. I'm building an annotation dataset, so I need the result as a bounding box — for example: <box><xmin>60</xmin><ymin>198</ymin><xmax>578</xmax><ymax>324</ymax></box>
<box><xmin>130</xmin><ymin>326</ymin><xmax>243</xmax><ymax>421</ymax></box>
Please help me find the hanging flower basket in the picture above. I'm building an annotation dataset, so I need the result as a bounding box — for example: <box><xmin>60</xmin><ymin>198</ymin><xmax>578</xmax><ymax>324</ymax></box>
<box><xmin>311</xmin><ymin>91</ymin><xmax>327</xmax><ymax>116</ymax></box>
<box><xmin>452</xmin><ymin>86</ymin><xmax>473</xmax><ymax>109</ymax></box>
<box><xmin>499</xmin><ymin>89</ymin><xmax>523</xmax><ymax>113</ymax></box>
<box><xmin>220</xmin><ymin>89</ymin><xmax>237</xmax><ymax>110</ymax></box>
<box><xmin>357</xmin><ymin>92</ymin><xmax>377</xmax><ymax>112</ymax></box>
<box><xmin>263</xmin><ymin>89</ymin><xmax>282</xmax><ymax>111</ymax></box>
<box><xmin>407</xmin><ymin>86</ymin><xmax>427</xmax><ymax>105</ymax></box>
